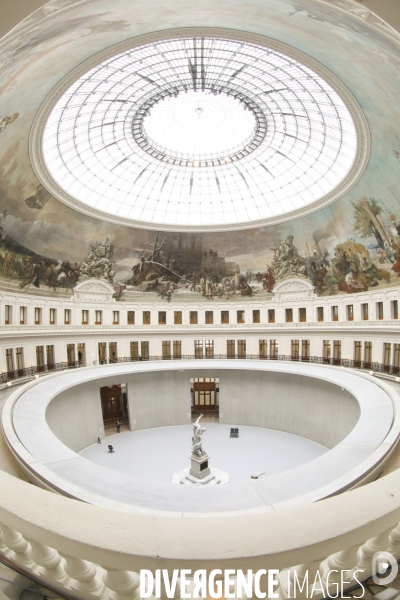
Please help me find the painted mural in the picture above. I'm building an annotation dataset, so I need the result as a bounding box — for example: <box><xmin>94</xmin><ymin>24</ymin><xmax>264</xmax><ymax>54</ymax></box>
<box><xmin>0</xmin><ymin>193</ymin><xmax>400</xmax><ymax>300</ymax></box>
<box><xmin>1</xmin><ymin>0</ymin><xmax>400</xmax><ymax>301</ymax></box>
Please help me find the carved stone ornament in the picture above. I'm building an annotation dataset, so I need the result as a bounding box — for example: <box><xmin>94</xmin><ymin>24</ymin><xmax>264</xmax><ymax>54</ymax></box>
<box><xmin>72</xmin><ymin>278</ymin><xmax>115</xmax><ymax>303</ymax></box>
<box><xmin>272</xmin><ymin>276</ymin><xmax>316</xmax><ymax>302</ymax></box>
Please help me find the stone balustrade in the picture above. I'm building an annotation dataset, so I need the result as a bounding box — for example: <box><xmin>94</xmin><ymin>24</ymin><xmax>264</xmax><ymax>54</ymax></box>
<box><xmin>1</xmin><ymin>465</ymin><xmax>400</xmax><ymax>599</ymax></box>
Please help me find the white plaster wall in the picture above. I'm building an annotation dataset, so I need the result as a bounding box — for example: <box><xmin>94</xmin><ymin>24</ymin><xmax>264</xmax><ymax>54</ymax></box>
<box><xmin>218</xmin><ymin>370</ymin><xmax>360</xmax><ymax>448</ymax></box>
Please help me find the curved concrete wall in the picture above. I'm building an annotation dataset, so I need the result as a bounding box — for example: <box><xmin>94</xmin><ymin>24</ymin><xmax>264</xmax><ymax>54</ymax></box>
<box><xmin>45</xmin><ymin>367</ymin><xmax>359</xmax><ymax>454</ymax></box>
<box><xmin>218</xmin><ymin>370</ymin><xmax>360</xmax><ymax>448</ymax></box>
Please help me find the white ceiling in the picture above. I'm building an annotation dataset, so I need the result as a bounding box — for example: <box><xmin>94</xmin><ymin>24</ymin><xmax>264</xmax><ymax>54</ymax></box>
<box><xmin>0</xmin><ymin>0</ymin><xmax>400</xmax><ymax>40</ymax></box>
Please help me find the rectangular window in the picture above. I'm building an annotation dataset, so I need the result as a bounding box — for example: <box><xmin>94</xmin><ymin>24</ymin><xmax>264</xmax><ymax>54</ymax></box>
<box><xmin>285</xmin><ymin>308</ymin><xmax>293</xmax><ymax>323</ymax></box>
<box><xmin>291</xmin><ymin>340</ymin><xmax>299</xmax><ymax>360</ymax></box>
<box><xmin>258</xmin><ymin>340</ymin><xmax>268</xmax><ymax>358</ymax></box>
<box><xmin>221</xmin><ymin>310</ymin><xmax>229</xmax><ymax>324</ymax></box>
<box><xmin>268</xmin><ymin>309</ymin><xmax>275</xmax><ymax>324</ymax></box>
<box><xmin>205</xmin><ymin>311</ymin><xmax>213</xmax><ymax>325</ymax></box>
<box><xmin>162</xmin><ymin>341</ymin><xmax>171</xmax><ymax>360</ymax></box>
<box><xmin>237</xmin><ymin>310</ymin><xmax>245</xmax><ymax>324</ymax></box>
<box><xmin>190</xmin><ymin>311</ymin><xmax>198</xmax><ymax>325</ymax></box>
<box><xmin>394</xmin><ymin>344</ymin><xmax>400</xmax><ymax>371</ymax></box>
<box><xmin>113</xmin><ymin>311</ymin><xmax>120</xmax><ymax>325</ymax></box>
<box><xmin>392</xmin><ymin>300</ymin><xmax>399</xmax><ymax>320</ymax></box>
<box><xmin>127</xmin><ymin>311</ymin><xmax>135</xmax><ymax>325</ymax></box>
<box><xmin>46</xmin><ymin>345</ymin><xmax>55</xmax><ymax>368</ymax></box>
<box><xmin>173</xmin><ymin>340</ymin><xmax>182</xmax><ymax>359</ymax></box>
<box><xmin>237</xmin><ymin>340</ymin><xmax>246</xmax><ymax>358</ymax></box>
<box><xmin>205</xmin><ymin>340</ymin><xmax>214</xmax><ymax>358</ymax></box>
<box><xmin>317</xmin><ymin>307</ymin><xmax>324</xmax><ymax>322</ymax></box>
<box><xmin>82</xmin><ymin>310</ymin><xmax>88</xmax><ymax>325</ymax></box>
<box><xmin>195</xmin><ymin>340</ymin><xmax>204</xmax><ymax>359</ymax></box>
<box><xmin>98</xmin><ymin>342</ymin><xmax>106</xmax><ymax>364</ymax></box>
<box><xmin>259</xmin><ymin>340</ymin><xmax>268</xmax><ymax>359</ymax></box>
<box><xmin>5</xmin><ymin>305</ymin><xmax>11</xmax><ymax>325</ymax></box>
<box><xmin>158</xmin><ymin>311</ymin><xmax>166</xmax><ymax>325</ymax></box>
<box><xmin>227</xmin><ymin>340</ymin><xmax>235</xmax><ymax>359</ymax></box>
<box><xmin>5</xmin><ymin>349</ymin><xmax>14</xmax><ymax>373</ymax></box>
<box><xmin>130</xmin><ymin>341</ymin><xmax>139</xmax><ymax>361</ymax></box>
<box><xmin>332</xmin><ymin>306</ymin><xmax>339</xmax><ymax>322</ymax></box>
<box><xmin>95</xmin><ymin>310</ymin><xmax>102</xmax><ymax>325</ymax></box>
<box><xmin>34</xmin><ymin>307</ymin><xmax>42</xmax><ymax>325</ymax></box>
<box><xmin>174</xmin><ymin>311</ymin><xmax>182</xmax><ymax>325</ymax></box>
<box><xmin>16</xmin><ymin>347</ymin><xmax>24</xmax><ymax>373</ymax></box>
<box><xmin>77</xmin><ymin>343</ymin><xmax>85</xmax><ymax>365</ymax></box>
<box><xmin>301</xmin><ymin>340</ymin><xmax>310</xmax><ymax>360</ymax></box>
<box><xmin>383</xmin><ymin>343</ymin><xmax>392</xmax><ymax>370</ymax></box>
<box><xmin>360</xmin><ymin>303</ymin><xmax>368</xmax><ymax>321</ymax></box>
<box><xmin>109</xmin><ymin>342</ymin><xmax>117</xmax><ymax>363</ymax></box>
<box><xmin>364</xmin><ymin>342</ymin><xmax>372</xmax><ymax>366</ymax></box>
<box><xmin>20</xmin><ymin>306</ymin><xmax>26</xmax><ymax>325</ymax></box>
<box><xmin>253</xmin><ymin>309</ymin><xmax>260</xmax><ymax>324</ymax></box>
<box><xmin>333</xmin><ymin>340</ymin><xmax>342</xmax><ymax>365</ymax></box>
<box><xmin>64</xmin><ymin>309</ymin><xmax>70</xmax><ymax>325</ymax></box>
<box><xmin>141</xmin><ymin>341</ymin><xmax>149</xmax><ymax>360</ymax></box>
<box><xmin>270</xmin><ymin>339</ymin><xmax>278</xmax><ymax>359</ymax></box>
<box><xmin>299</xmin><ymin>308</ymin><xmax>306</xmax><ymax>323</ymax></box>
<box><xmin>354</xmin><ymin>341</ymin><xmax>362</xmax><ymax>365</ymax></box>
<box><xmin>323</xmin><ymin>340</ymin><xmax>331</xmax><ymax>362</ymax></box>
<box><xmin>50</xmin><ymin>308</ymin><xmax>56</xmax><ymax>325</ymax></box>
<box><xmin>36</xmin><ymin>345</ymin><xmax>45</xmax><ymax>370</ymax></box>
<box><xmin>377</xmin><ymin>302</ymin><xmax>384</xmax><ymax>320</ymax></box>
<box><xmin>143</xmin><ymin>311</ymin><xmax>151</xmax><ymax>325</ymax></box>
<box><xmin>347</xmin><ymin>305</ymin><xmax>354</xmax><ymax>321</ymax></box>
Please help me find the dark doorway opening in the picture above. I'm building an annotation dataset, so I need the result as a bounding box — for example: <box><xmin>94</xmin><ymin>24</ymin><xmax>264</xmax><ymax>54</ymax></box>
<box><xmin>190</xmin><ymin>378</ymin><xmax>219</xmax><ymax>422</ymax></box>
<box><xmin>100</xmin><ymin>383</ymin><xmax>129</xmax><ymax>434</ymax></box>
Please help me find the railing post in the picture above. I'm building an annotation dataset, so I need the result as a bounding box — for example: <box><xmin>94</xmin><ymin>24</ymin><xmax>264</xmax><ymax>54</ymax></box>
<box><xmin>0</xmin><ymin>525</ymin><xmax>34</xmax><ymax>568</ymax></box>
<box><xmin>26</xmin><ymin>538</ymin><xmax>67</xmax><ymax>582</ymax></box>
<box><xmin>356</xmin><ymin>527</ymin><xmax>395</xmax><ymax>573</ymax></box>
<box><xmin>103</xmin><ymin>568</ymin><xmax>142</xmax><ymax>600</ymax></box>
<box><xmin>61</xmin><ymin>553</ymin><xmax>104</xmax><ymax>595</ymax></box>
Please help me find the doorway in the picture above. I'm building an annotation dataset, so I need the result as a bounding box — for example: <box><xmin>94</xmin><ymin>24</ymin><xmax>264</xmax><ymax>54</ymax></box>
<box><xmin>190</xmin><ymin>378</ymin><xmax>219</xmax><ymax>421</ymax></box>
<box><xmin>100</xmin><ymin>383</ymin><xmax>129</xmax><ymax>434</ymax></box>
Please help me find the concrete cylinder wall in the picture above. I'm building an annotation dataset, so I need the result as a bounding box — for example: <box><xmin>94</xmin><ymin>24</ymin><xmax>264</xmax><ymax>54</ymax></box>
<box><xmin>44</xmin><ymin>368</ymin><xmax>359</xmax><ymax>452</ymax></box>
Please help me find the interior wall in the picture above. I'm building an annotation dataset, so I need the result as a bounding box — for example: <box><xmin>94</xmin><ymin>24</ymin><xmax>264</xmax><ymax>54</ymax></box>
<box><xmin>46</xmin><ymin>381</ymin><xmax>105</xmax><ymax>452</ymax></box>
<box><xmin>127</xmin><ymin>370</ymin><xmax>191</xmax><ymax>431</ymax></box>
<box><xmin>43</xmin><ymin>368</ymin><xmax>360</xmax><ymax>451</ymax></box>
<box><xmin>218</xmin><ymin>370</ymin><xmax>360</xmax><ymax>448</ymax></box>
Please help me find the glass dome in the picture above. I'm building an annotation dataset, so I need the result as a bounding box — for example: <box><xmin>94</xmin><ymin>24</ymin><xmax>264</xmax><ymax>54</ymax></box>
<box><xmin>39</xmin><ymin>35</ymin><xmax>362</xmax><ymax>229</ymax></box>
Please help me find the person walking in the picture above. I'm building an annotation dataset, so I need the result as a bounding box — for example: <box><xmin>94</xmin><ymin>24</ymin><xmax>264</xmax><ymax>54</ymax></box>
<box><xmin>116</xmin><ymin>420</ymin><xmax>121</xmax><ymax>433</ymax></box>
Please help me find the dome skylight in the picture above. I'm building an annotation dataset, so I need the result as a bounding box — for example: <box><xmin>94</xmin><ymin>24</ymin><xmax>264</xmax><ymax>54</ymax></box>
<box><xmin>34</xmin><ymin>33</ymin><xmax>368</xmax><ymax>231</ymax></box>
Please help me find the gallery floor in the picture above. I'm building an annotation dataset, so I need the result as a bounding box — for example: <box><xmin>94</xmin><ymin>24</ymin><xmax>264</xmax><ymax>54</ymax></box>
<box><xmin>79</xmin><ymin>424</ymin><xmax>327</xmax><ymax>483</ymax></box>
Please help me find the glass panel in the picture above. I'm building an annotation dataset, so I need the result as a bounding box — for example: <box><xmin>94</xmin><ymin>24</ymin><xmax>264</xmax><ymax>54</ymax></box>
<box><xmin>173</xmin><ymin>341</ymin><xmax>182</xmax><ymax>359</ymax></box>
<box><xmin>130</xmin><ymin>341</ymin><xmax>139</xmax><ymax>360</ymax></box>
<box><xmin>42</xmin><ymin>37</ymin><xmax>358</xmax><ymax>228</ymax></box>
<box><xmin>227</xmin><ymin>340</ymin><xmax>235</xmax><ymax>359</ymax></box>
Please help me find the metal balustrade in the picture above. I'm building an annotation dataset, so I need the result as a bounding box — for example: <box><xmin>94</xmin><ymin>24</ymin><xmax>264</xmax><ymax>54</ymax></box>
<box><xmin>2</xmin><ymin>355</ymin><xmax>399</xmax><ymax>385</ymax></box>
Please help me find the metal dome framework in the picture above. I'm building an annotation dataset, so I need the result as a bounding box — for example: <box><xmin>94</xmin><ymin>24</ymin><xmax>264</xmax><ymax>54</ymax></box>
<box><xmin>31</xmin><ymin>29</ymin><xmax>370</xmax><ymax>231</ymax></box>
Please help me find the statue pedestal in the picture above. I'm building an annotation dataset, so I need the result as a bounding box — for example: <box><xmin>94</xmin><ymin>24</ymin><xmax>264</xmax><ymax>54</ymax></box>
<box><xmin>172</xmin><ymin>467</ymin><xmax>229</xmax><ymax>486</ymax></box>
<box><xmin>189</xmin><ymin>454</ymin><xmax>211</xmax><ymax>480</ymax></box>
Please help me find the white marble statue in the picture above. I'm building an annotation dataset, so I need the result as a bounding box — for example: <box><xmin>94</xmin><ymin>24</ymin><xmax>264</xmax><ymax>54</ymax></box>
<box><xmin>191</xmin><ymin>414</ymin><xmax>207</xmax><ymax>457</ymax></box>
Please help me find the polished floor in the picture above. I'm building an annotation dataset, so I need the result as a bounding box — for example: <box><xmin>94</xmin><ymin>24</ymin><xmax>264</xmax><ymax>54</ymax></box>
<box><xmin>80</xmin><ymin>424</ymin><xmax>327</xmax><ymax>483</ymax></box>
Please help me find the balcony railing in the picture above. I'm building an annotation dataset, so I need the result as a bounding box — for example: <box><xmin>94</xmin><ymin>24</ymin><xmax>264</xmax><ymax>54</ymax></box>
<box><xmin>2</xmin><ymin>355</ymin><xmax>399</xmax><ymax>385</ymax></box>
